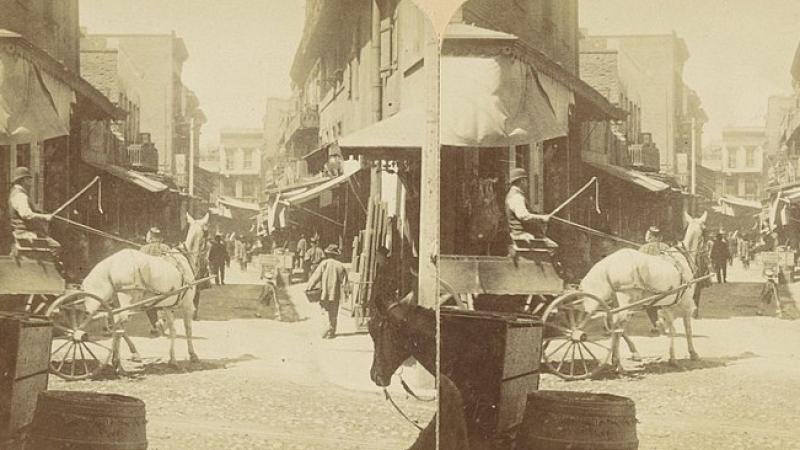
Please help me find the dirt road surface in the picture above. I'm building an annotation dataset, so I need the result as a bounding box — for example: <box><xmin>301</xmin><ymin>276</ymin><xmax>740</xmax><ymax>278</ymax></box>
<box><xmin>49</xmin><ymin>261</ymin><xmax>800</xmax><ymax>449</ymax></box>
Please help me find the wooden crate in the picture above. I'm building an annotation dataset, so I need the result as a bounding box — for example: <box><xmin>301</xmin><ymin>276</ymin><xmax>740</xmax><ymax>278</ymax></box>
<box><xmin>440</xmin><ymin>309</ymin><xmax>542</xmax><ymax>437</ymax></box>
<box><xmin>0</xmin><ymin>313</ymin><xmax>52</xmax><ymax>444</ymax></box>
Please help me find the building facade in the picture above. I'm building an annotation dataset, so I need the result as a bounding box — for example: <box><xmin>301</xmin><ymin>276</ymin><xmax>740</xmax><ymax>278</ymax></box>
<box><xmin>718</xmin><ymin>127</ymin><xmax>766</xmax><ymax>201</ymax></box>
<box><xmin>580</xmin><ymin>32</ymin><xmax>707</xmax><ymax>187</ymax></box>
<box><xmin>0</xmin><ymin>0</ymin><xmax>81</xmax><ymax>73</ymax></box>
<box><xmin>219</xmin><ymin>128</ymin><xmax>264</xmax><ymax>204</ymax></box>
<box><xmin>80</xmin><ymin>32</ymin><xmax>195</xmax><ymax>179</ymax></box>
<box><xmin>262</xmin><ymin>97</ymin><xmax>293</xmax><ymax>189</ymax></box>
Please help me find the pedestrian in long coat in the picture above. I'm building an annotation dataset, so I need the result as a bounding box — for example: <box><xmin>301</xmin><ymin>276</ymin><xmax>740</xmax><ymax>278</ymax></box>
<box><xmin>711</xmin><ymin>233</ymin><xmax>730</xmax><ymax>283</ymax></box>
<box><xmin>303</xmin><ymin>237</ymin><xmax>325</xmax><ymax>281</ymax></box>
<box><xmin>208</xmin><ymin>234</ymin><xmax>230</xmax><ymax>285</ymax></box>
<box><xmin>306</xmin><ymin>244</ymin><xmax>349</xmax><ymax>339</ymax></box>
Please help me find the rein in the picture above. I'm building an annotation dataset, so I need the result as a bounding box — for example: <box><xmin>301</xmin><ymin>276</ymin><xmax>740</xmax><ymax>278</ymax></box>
<box><xmin>383</xmin><ymin>388</ymin><xmax>424</xmax><ymax>431</ymax></box>
<box><xmin>378</xmin><ymin>302</ymin><xmax>436</xmax><ymax>431</ymax></box>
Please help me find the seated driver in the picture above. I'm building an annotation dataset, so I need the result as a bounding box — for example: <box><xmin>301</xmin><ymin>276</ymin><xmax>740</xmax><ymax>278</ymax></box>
<box><xmin>505</xmin><ymin>168</ymin><xmax>552</xmax><ymax>252</ymax></box>
<box><xmin>140</xmin><ymin>227</ymin><xmax>171</xmax><ymax>336</ymax></box>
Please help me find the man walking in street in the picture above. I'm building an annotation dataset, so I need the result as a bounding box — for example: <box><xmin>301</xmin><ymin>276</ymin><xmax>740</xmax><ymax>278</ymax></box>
<box><xmin>505</xmin><ymin>168</ymin><xmax>551</xmax><ymax>252</ymax></box>
<box><xmin>295</xmin><ymin>233</ymin><xmax>308</xmax><ymax>270</ymax></box>
<box><xmin>304</xmin><ymin>237</ymin><xmax>325</xmax><ymax>281</ymax></box>
<box><xmin>208</xmin><ymin>233</ymin><xmax>230</xmax><ymax>285</ymax></box>
<box><xmin>711</xmin><ymin>232</ymin><xmax>730</xmax><ymax>283</ymax></box>
<box><xmin>306</xmin><ymin>244</ymin><xmax>349</xmax><ymax>339</ymax></box>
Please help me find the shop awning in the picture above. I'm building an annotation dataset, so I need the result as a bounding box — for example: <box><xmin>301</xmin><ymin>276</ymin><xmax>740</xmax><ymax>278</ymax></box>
<box><xmin>441</xmin><ymin>54</ymin><xmax>566</xmax><ymax>147</ymax></box>
<box><xmin>218</xmin><ymin>196</ymin><xmax>259</xmax><ymax>211</ymax></box>
<box><xmin>209</xmin><ymin>206</ymin><xmax>233</xmax><ymax>219</ymax></box>
<box><xmin>280</xmin><ymin>159</ymin><xmax>363</xmax><ymax>206</ymax></box>
<box><xmin>85</xmin><ymin>160</ymin><xmax>169</xmax><ymax>193</ymax></box>
<box><xmin>0</xmin><ymin>30</ymin><xmax>124</xmax><ymax>125</ymax></box>
<box><xmin>719</xmin><ymin>195</ymin><xmax>761</xmax><ymax>209</ymax></box>
<box><xmin>340</xmin><ymin>53</ymin><xmax>566</xmax><ymax>156</ymax></box>
<box><xmin>338</xmin><ymin>109</ymin><xmax>424</xmax><ymax>157</ymax></box>
<box><xmin>585</xmin><ymin>161</ymin><xmax>670</xmax><ymax>192</ymax></box>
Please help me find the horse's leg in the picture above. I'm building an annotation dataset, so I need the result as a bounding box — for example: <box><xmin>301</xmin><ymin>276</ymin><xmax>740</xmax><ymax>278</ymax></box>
<box><xmin>683</xmin><ymin>310</ymin><xmax>700</xmax><ymax>361</ymax></box>
<box><xmin>117</xmin><ymin>293</ymin><xmax>142</xmax><ymax>361</ymax></box>
<box><xmin>165</xmin><ymin>309</ymin><xmax>178</xmax><ymax>367</ymax></box>
<box><xmin>184</xmin><ymin>299</ymin><xmax>199</xmax><ymax>363</ymax></box>
<box><xmin>621</xmin><ymin>332</ymin><xmax>641</xmax><ymax>362</ymax></box>
<box><xmin>663</xmin><ymin>309</ymin><xmax>678</xmax><ymax>366</ymax></box>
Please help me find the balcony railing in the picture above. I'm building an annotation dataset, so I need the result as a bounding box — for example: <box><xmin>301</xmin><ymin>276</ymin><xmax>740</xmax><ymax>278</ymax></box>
<box><xmin>283</xmin><ymin>104</ymin><xmax>319</xmax><ymax>143</ymax></box>
<box><xmin>627</xmin><ymin>143</ymin><xmax>660</xmax><ymax>172</ymax></box>
<box><xmin>127</xmin><ymin>142</ymin><xmax>159</xmax><ymax>171</ymax></box>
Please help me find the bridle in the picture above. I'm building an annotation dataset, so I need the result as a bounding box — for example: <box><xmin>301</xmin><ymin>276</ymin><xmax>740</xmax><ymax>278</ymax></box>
<box><xmin>372</xmin><ymin>302</ymin><xmax>434</xmax><ymax>431</ymax></box>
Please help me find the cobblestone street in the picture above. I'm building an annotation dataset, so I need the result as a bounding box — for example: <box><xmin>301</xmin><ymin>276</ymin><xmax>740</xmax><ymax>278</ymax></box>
<box><xmin>47</xmin><ymin>261</ymin><xmax>800</xmax><ymax>449</ymax></box>
<box><xmin>543</xmin><ymin>261</ymin><xmax>800</xmax><ymax>450</ymax></box>
<box><xmin>50</xmin><ymin>265</ymin><xmax>435</xmax><ymax>450</ymax></box>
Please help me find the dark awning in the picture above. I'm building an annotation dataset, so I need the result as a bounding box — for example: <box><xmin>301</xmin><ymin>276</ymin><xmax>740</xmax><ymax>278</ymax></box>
<box><xmin>85</xmin><ymin>160</ymin><xmax>168</xmax><ymax>193</ymax></box>
<box><xmin>585</xmin><ymin>161</ymin><xmax>670</xmax><ymax>192</ymax></box>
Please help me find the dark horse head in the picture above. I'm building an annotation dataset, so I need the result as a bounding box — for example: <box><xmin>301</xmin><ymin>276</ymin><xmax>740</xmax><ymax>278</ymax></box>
<box><xmin>368</xmin><ymin>291</ymin><xmax>436</xmax><ymax>387</ymax></box>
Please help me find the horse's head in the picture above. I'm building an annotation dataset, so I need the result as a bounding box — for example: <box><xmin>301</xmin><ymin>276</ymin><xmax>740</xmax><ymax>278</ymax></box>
<box><xmin>368</xmin><ymin>292</ymin><xmax>430</xmax><ymax>387</ymax></box>
<box><xmin>185</xmin><ymin>212</ymin><xmax>210</xmax><ymax>266</ymax></box>
<box><xmin>683</xmin><ymin>211</ymin><xmax>707</xmax><ymax>252</ymax></box>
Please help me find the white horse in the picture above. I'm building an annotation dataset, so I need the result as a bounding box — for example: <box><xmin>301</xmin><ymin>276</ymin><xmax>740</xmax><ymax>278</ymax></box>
<box><xmin>83</xmin><ymin>213</ymin><xmax>209</xmax><ymax>367</ymax></box>
<box><xmin>581</xmin><ymin>211</ymin><xmax>707</xmax><ymax>366</ymax></box>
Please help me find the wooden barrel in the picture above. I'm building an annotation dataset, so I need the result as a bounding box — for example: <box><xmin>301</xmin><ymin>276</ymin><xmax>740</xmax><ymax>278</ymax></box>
<box><xmin>517</xmin><ymin>390</ymin><xmax>638</xmax><ymax>450</ymax></box>
<box><xmin>27</xmin><ymin>391</ymin><xmax>147</xmax><ymax>449</ymax></box>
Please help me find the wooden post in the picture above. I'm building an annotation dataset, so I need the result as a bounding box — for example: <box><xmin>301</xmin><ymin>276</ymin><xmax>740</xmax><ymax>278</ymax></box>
<box><xmin>417</xmin><ymin>18</ymin><xmax>440</xmax><ymax>414</ymax></box>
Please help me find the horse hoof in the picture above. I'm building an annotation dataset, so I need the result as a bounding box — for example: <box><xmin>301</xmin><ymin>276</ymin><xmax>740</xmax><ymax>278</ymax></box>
<box><xmin>131</xmin><ymin>354</ymin><xmax>142</xmax><ymax>363</ymax></box>
<box><xmin>689</xmin><ymin>352</ymin><xmax>700</xmax><ymax>361</ymax></box>
<box><xmin>189</xmin><ymin>354</ymin><xmax>200</xmax><ymax>363</ymax></box>
<box><xmin>668</xmin><ymin>359</ymin><xmax>680</xmax><ymax>368</ymax></box>
<box><xmin>630</xmin><ymin>353</ymin><xmax>642</xmax><ymax>362</ymax></box>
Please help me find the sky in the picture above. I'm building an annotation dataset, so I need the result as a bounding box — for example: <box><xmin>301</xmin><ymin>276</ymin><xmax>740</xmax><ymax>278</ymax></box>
<box><xmin>80</xmin><ymin>0</ymin><xmax>800</xmax><ymax>150</ymax></box>
<box><xmin>80</xmin><ymin>0</ymin><xmax>305</xmax><ymax>148</ymax></box>
<box><xmin>579</xmin><ymin>0</ymin><xmax>800</xmax><ymax>146</ymax></box>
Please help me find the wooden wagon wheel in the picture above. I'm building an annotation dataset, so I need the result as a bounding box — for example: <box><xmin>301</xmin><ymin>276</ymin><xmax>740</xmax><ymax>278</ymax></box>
<box><xmin>23</xmin><ymin>294</ymin><xmax>54</xmax><ymax>315</ymax></box>
<box><xmin>46</xmin><ymin>291</ymin><xmax>118</xmax><ymax>381</ymax></box>
<box><xmin>541</xmin><ymin>291</ymin><xmax>615</xmax><ymax>381</ymax></box>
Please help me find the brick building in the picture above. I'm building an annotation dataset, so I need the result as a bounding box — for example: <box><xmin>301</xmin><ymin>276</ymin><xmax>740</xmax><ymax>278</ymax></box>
<box><xmin>580</xmin><ymin>32</ymin><xmax>707</xmax><ymax>187</ymax></box>
<box><xmin>80</xmin><ymin>32</ymin><xmax>195</xmax><ymax>179</ymax></box>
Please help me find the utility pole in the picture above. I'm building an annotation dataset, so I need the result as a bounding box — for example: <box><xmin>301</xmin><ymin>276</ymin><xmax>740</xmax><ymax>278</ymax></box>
<box><xmin>188</xmin><ymin>117</ymin><xmax>195</xmax><ymax>197</ymax></box>
<box><xmin>690</xmin><ymin>117</ymin><xmax>696</xmax><ymax>196</ymax></box>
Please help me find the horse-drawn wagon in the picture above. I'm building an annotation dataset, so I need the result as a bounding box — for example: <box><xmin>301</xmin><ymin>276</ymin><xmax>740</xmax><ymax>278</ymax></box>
<box><xmin>1</xmin><ymin>215</ymin><xmax>214</xmax><ymax>381</ymax></box>
<box><xmin>440</xmin><ymin>213</ymin><xmax>714</xmax><ymax>381</ymax></box>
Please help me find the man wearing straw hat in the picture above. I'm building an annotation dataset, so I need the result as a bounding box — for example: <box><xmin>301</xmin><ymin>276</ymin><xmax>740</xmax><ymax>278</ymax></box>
<box><xmin>505</xmin><ymin>168</ymin><xmax>550</xmax><ymax>251</ymax></box>
<box><xmin>8</xmin><ymin>166</ymin><xmax>58</xmax><ymax>250</ymax></box>
<box><xmin>306</xmin><ymin>244</ymin><xmax>350</xmax><ymax>339</ymax></box>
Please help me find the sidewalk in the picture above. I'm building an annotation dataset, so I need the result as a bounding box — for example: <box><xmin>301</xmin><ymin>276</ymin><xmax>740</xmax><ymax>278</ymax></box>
<box><xmin>283</xmin><ymin>280</ymin><xmax>436</xmax><ymax>396</ymax></box>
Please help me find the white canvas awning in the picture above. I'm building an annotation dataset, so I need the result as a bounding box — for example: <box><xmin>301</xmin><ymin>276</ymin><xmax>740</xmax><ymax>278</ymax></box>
<box><xmin>339</xmin><ymin>53</ymin><xmax>565</xmax><ymax>156</ymax></box>
<box><xmin>280</xmin><ymin>159</ymin><xmax>363</xmax><ymax>206</ymax></box>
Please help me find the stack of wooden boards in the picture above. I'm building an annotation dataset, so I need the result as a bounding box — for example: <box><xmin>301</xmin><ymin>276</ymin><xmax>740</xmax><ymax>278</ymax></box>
<box><xmin>346</xmin><ymin>197</ymin><xmax>389</xmax><ymax>329</ymax></box>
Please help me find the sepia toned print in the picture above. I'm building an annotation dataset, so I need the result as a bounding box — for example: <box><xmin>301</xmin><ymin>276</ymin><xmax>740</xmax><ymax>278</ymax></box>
<box><xmin>434</xmin><ymin>0</ymin><xmax>800</xmax><ymax>449</ymax></box>
<box><xmin>0</xmin><ymin>0</ymin><xmax>799</xmax><ymax>449</ymax></box>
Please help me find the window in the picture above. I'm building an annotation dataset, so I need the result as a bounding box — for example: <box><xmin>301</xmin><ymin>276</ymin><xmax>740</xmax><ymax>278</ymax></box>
<box><xmin>745</xmin><ymin>146</ymin><xmax>756</xmax><ymax>168</ymax></box>
<box><xmin>726</xmin><ymin>178</ymin><xmax>738</xmax><ymax>196</ymax></box>
<box><xmin>242</xmin><ymin>149</ymin><xmax>253</xmax><ymax>170</ymax></box>
<box><xmin>225</xmin><ymin>149</ymin><xmax>235</xmax><ymax>171</ymax></box>
<box><xmin>727</xmin><ymin>147</ymin><xmax>737</xmax><ymax>169</ymax></box>
<box><xmin>745</xmin><ymin>179</ymin><xmax>758</xmax><ymax>197</ymax></box>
